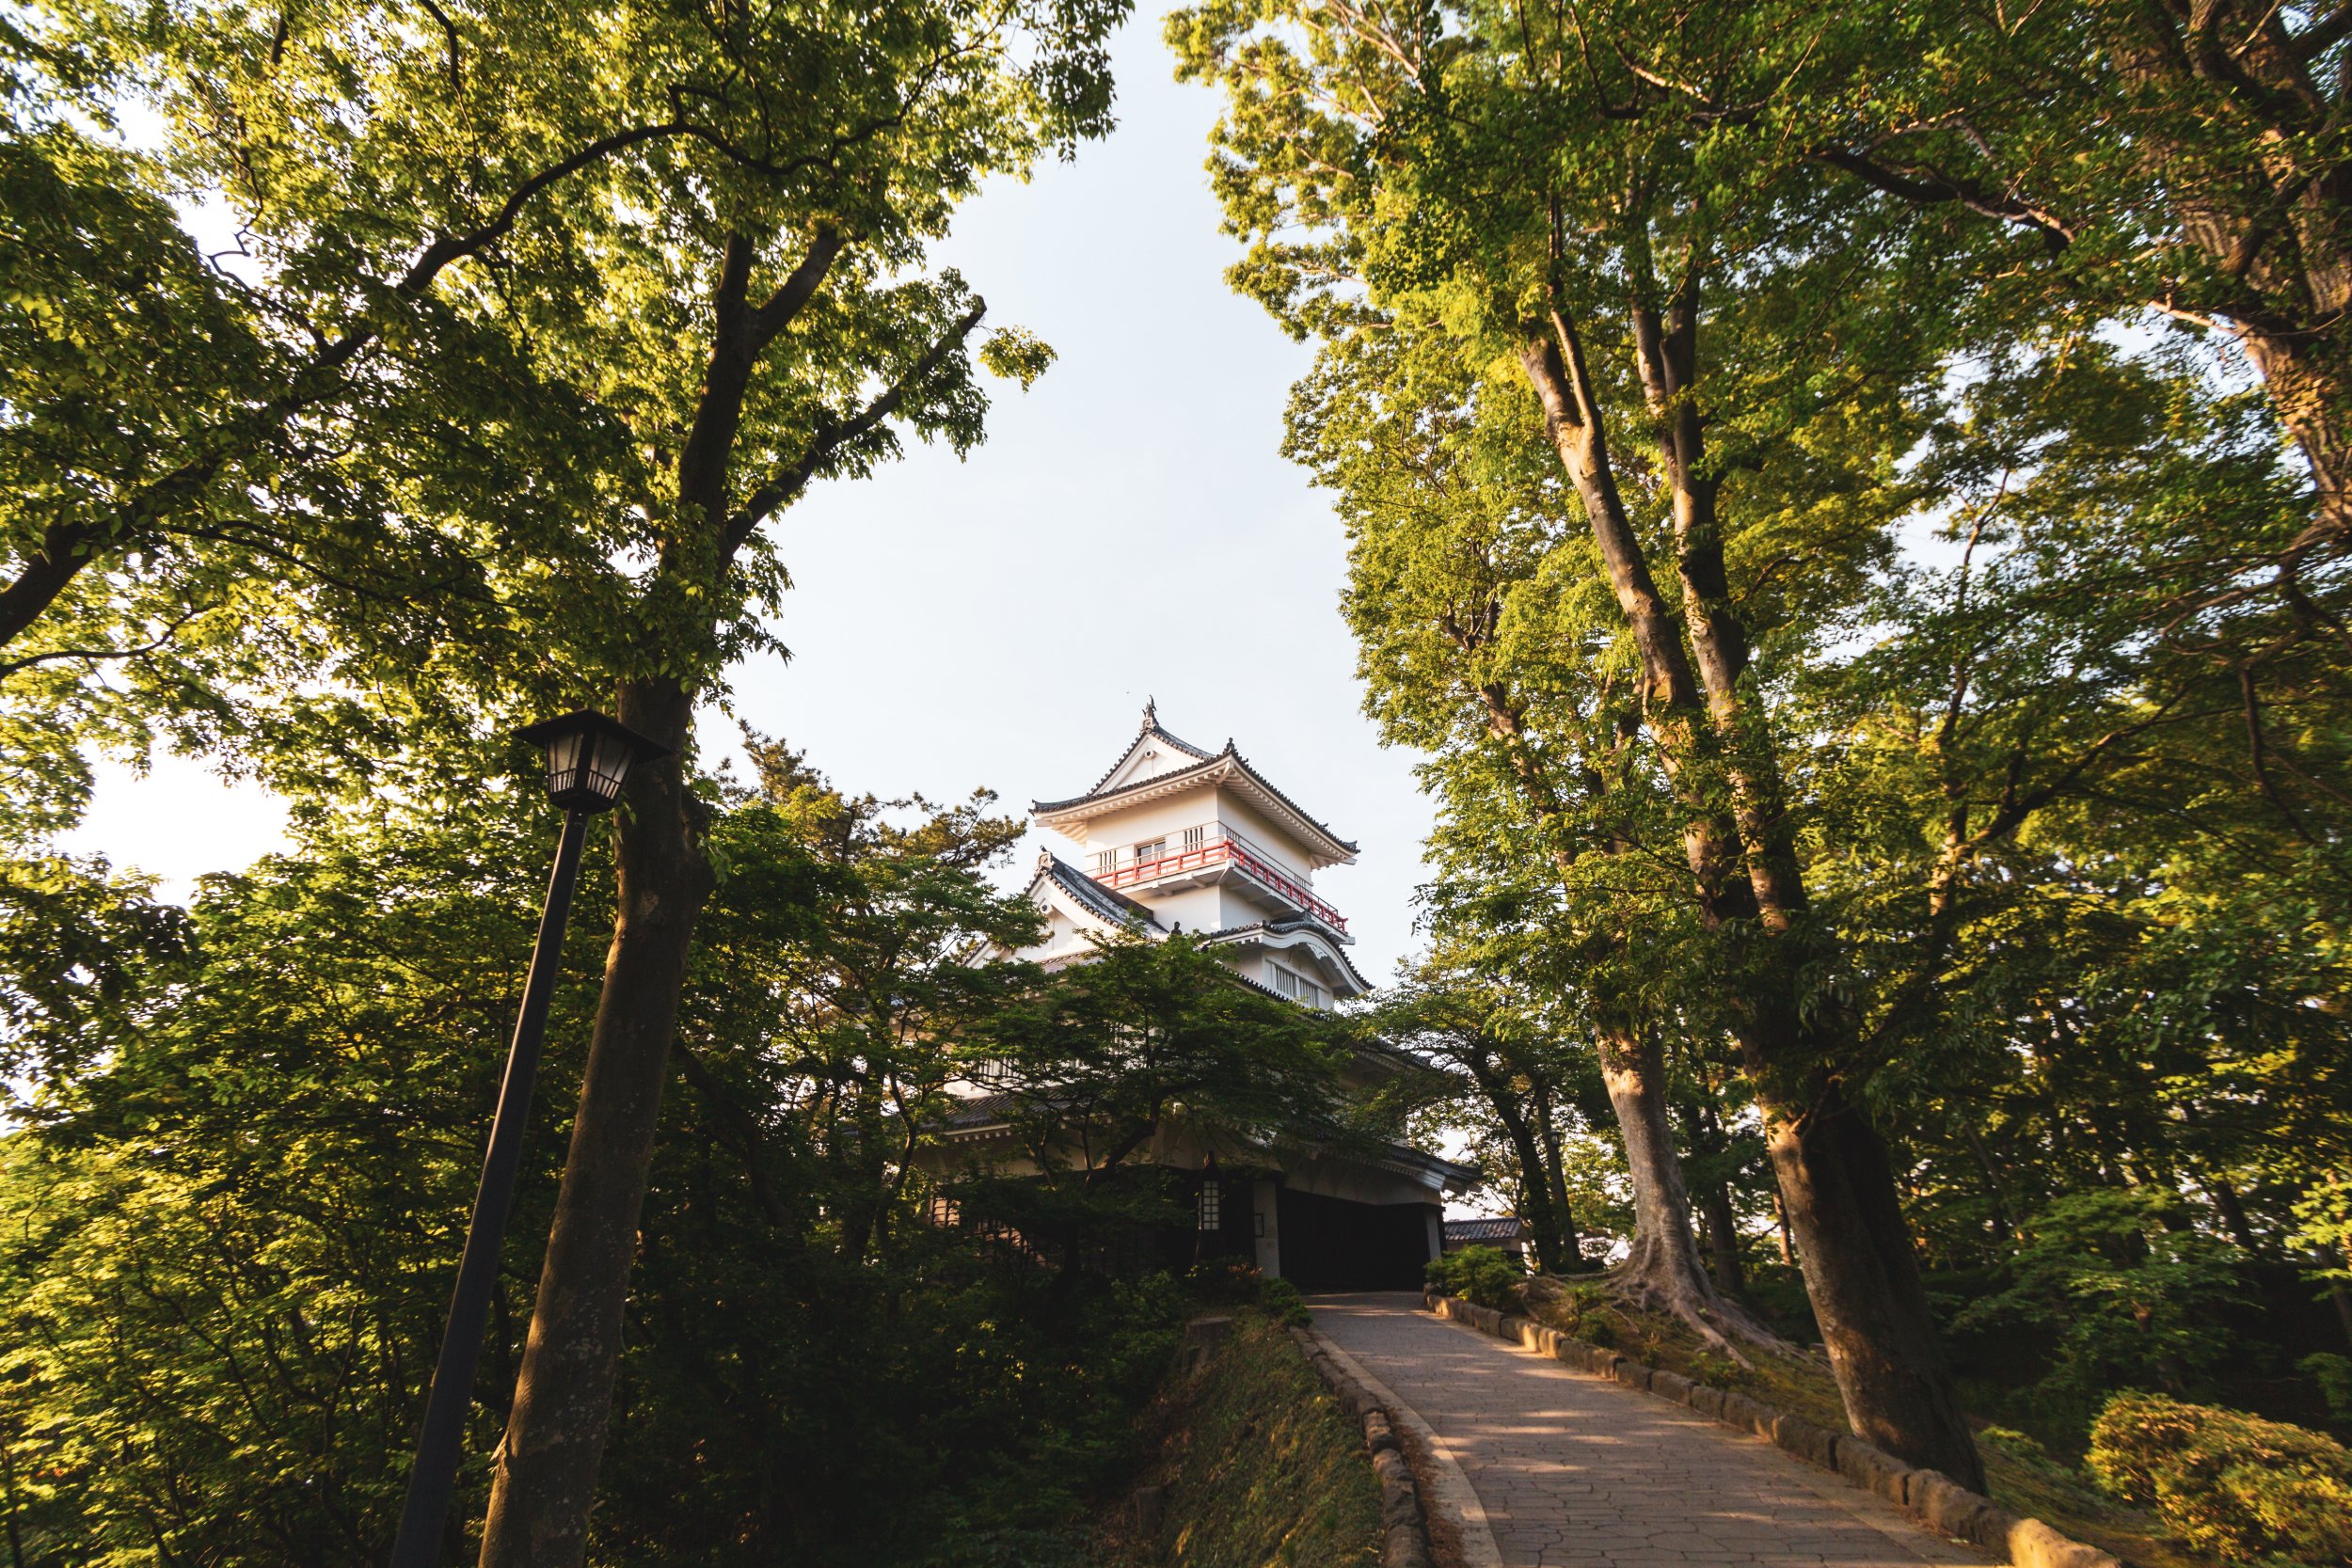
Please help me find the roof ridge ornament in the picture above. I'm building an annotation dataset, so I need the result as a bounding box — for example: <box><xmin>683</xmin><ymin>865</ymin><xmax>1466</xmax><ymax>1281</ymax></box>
<box><xmin>1142</xmin><ymin>696</ymin><xmax>1157</xmax><ymax>730</ymax></box>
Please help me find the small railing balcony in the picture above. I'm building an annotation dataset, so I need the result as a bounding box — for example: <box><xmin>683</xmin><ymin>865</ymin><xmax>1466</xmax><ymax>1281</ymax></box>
<box><xmin>1091</xmin><ymin>823</ymin><xmax>1348</xmax><ymax>935</ymax></box>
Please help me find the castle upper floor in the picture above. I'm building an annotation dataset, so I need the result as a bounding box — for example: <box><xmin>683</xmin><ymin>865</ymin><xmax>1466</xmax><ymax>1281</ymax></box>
<box><xmin>1015</xmin><ymin>703</ymin><xmax>1370</xmax><ymax>1006</ymax></box>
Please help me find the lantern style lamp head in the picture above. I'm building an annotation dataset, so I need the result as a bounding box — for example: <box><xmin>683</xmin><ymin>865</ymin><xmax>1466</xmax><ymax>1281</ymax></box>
<box><xmin>516</xmin><ymin>710</ymin><xmax>672</xmax><ymax>813</ymax></box>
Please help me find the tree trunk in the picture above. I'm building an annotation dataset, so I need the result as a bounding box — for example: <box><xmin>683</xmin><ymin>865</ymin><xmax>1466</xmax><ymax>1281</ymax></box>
<box><xmin>1702</xmin><ymin>1177</ymin><xmax>1745</xmax><ymax>1298</ymax></box>
<box><xmin>1757</xmin><ymin>1065</ymin><xmax>1985</xmax><ymax>1491</ymax></box>
<box><xmin>1487</xmin><ymin>1087</ymin><xmax>1567</xmax><ymax>1275</ymax></box>
<box><xmin>1520</xmin><ymin>295</ymin><xmax>1981</xmax><ymax>1490</ymax></box>
<box><xmin>479</xmin><ymin>676</ymin><xmax>713</xmax><ymax>1568</ymax></box>
<box><xmin>1531</xmin><ymin>1085</ymin><xmax>1584</xmax><ymax>1271</ymax></box>
<box><xmin>1961</xmin><ymin>1125</ymin><xmax>2016</xmax><ymax>1246</ymax></box>
<box><xmin>1682</xmin><ymin>1099</ymin><xmax>1747</xmax><ymax>1297</ymax></box>
<box><xmin>1597</xmin><ymin>1027</ymin><xmax>1736</xmax><ymax>1333</ymax></box>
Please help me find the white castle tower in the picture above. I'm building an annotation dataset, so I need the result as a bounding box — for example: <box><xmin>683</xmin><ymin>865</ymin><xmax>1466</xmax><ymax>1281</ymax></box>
<box><xmin>924</xmin><ymin>702</ymin><xmax>1470</xmax><ymax>1287</ymax></box>
<box><xmin>1011</xmin><ymin>701</ymin><xmax>1371</xmax><ymax>1006</ymax></box>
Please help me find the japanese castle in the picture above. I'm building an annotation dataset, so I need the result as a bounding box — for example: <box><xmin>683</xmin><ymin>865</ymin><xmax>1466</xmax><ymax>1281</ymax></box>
<box><xmin>1019</xmin><ymin>699</ymin><xmax>1372</xmax><ymax>1007</ymax></box>
<box><xmin>928</xmin><ymin>703</ymin><xmax>1472</xmax><ymax>1290</ymax></box>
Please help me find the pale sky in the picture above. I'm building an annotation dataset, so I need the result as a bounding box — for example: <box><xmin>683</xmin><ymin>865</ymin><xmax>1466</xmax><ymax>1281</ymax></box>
<box><xmin>62</xmin><ymin>15</ymin><xmax>1440</xmax><ymax>983</ymax></box>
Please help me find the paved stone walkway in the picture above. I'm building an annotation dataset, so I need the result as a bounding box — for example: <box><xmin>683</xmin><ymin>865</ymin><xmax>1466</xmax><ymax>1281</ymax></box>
<box><xmin>1311</xmin><ymin>1293</ymin><xmax>1995</xmax><ymax>1568</ymax></box>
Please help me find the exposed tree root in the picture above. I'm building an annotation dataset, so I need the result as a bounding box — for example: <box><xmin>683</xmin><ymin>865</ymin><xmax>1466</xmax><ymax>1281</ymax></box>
<box><xmin>1527</xmin><ymin>1260</ymin><xmax>1791</xmax><ymax>1369</ymax></box>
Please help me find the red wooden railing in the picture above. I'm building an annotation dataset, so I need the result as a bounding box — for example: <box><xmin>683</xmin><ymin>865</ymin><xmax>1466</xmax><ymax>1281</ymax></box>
<box><xmin>1092</xmin><ymin>826</ymin><xmax>1348</xmax><ymax>934</ymax></box>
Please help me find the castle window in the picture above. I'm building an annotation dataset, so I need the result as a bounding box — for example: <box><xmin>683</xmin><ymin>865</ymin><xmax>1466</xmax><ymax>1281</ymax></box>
<box><xmin>1094</xmin><ymin>850</ymin><xmax>1116</xmax><ymax>875</ymax></box>
<box><xmin>1267</xmin><ymin>962</ymin><xmax>1325</xmax><ymax>1009</ymax></box>
<box><xmin>1134</xmin><ymin>837</ymin><xmax>1167</xmax><ymax>867</ymax></box>
<box><xmin>1182</xmin><ymin>825</ymin><xmax>1205</xmax><ymax>851</ymax></box>
<box><xmin>1199</xmin><ymin>1180</ymin><xmax>1221</xmax><ymax>1230</ymax></box>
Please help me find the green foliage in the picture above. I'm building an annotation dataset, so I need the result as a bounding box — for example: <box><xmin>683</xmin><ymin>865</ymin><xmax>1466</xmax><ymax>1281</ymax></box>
<box><xmin>2089</xmin><ymin>1394</ymin><xmax>2352</xmax><ymax>1568</ymax></box>
<box><xmin>1426</xmin><ymin>1244</ymin><xmax>1523</xmax><ymax>1311</ymax></box>
<box><xmin>1951</xmin><ymin>1191</ymin><xmax>2247</xmax><ymax>1410</ymax></box>
<box><xmin>1168</xmin><ymin>0</ymin><xmax>2352</xmax><ymax>1481</ymax></box>
<box><xmin>2299</xmin><ymin>1355</ymin><xmax>2352</xmax><ymax>1427</ymax></box>
<box><xmin>1143</xmin><ymin>1312</ymin><xmax>1380</xmax><ymax>1568</ymax></box>
<box><xmin>1258</xmin><ymin>1276</ymin><xmax>1311</xmax><ymax>1329</ymax></box>
<box><xmin>3</xmin><ymin>0</ymin><xmax>1128</xmax><ymax>836</ymax></box>
<box><xmin>0</xmin><ymin>743</ymin><xmax>1356</xmax><ymax>1568</ymax></box>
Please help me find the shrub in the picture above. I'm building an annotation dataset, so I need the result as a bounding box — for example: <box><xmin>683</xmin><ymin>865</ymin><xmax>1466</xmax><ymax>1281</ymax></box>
<box><xmin>2088</xmin><ymin>1391</ymin><xmax>2352</xmax><ymax>1566</ymax></box>
<box><xmin>1951</xmin><ymin>1190</ymin><xmax>2245</xmax><ymax>1413</ymax></box>
<box><xmin>2300</xmin><ymin>1352</ymin><xmax>2352</xmax><ymax>1425</ymax></box>
<box><xmin>1427</xmin><ymin>1245</ymin><xmax>1523</xmax><ymax>1310</ymax></box>
<box><xmin>1258</xmin><ymin>1276</ymin><xmax>1311</xmax><ymax>1327</ymax></box>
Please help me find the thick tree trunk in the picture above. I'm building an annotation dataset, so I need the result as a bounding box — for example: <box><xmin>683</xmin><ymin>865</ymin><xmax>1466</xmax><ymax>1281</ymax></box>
<box><xmin>1597</xmin><ymin>1027</ymin><xmax>1711</xmax><ymax>1304</ymax></box>
<box><xmin>1756</xmin><ymin>1061</ymin><xmax>1985</xmax><ymax>1491</ymax></box>
<box><xmin>2121</xmin><ymin>4</ymin><xmax>2352</xmax><ymax>557</ymax></box>
<box><xmin>1520</xmin><ymin>299</ymin><xmax>1982</xmax><ymax>1490</ymax></box>
<box><xmin>479</xmin><ymin>676</ymin><xmax>712</xmax><ymax>1568</ymax></box>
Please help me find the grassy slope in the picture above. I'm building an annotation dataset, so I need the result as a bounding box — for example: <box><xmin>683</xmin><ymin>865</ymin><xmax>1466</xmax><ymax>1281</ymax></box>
<box><xmin>1518</xmin><ymin>1278</ymin><xmax>2202</xmax><ymax>1568</ymax></box>
<box><xmin>1104</xmin><ymin>1310</ymin><xmax>1383</xmax><ymax>1568</ymax></box>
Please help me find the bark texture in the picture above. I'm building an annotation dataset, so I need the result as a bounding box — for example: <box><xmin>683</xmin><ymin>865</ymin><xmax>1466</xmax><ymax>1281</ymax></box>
<box><xmin>1597</xmin><ymin>1028</ymin><xmax>1722</xmax><ymax>1325</ymax></box>
<box><xmin>479</xmin><ymin>679</ymin><xmax>711</xmax><ymax>1568</ymax></box>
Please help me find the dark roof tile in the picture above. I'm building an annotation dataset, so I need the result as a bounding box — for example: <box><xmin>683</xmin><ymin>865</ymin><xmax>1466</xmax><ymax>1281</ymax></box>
<box><xmin>1032</xmin><ymin>851</ymin><xmax>1165</xmax><ymax>931</ymax></box>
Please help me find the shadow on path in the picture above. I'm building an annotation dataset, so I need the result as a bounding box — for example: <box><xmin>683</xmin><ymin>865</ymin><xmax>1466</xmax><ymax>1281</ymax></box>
<box><xmin>1309</xmin><ymin>1292</ymin><xmax>1999</xmax><ymax>1568</ymax></box>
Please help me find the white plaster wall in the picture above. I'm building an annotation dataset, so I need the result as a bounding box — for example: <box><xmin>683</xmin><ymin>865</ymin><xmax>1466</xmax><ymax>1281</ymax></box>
<box><xmin>1253</xmin><ymin>1178</ymin><xmax>1283</xmax><ymax>1277</ymax></box>
<box><xmin>1216</xmin><ymin>881</ymin><xmax>1289</xmax><ymax>927</ymax></box>
<box><xmin>1140</xmin><ymin>883</ymin><xmax>1223</xmax><ymax>933</ymax></box>
<box><xmin>1105</xmin><ymin>738</ymin><xmax>1203</xmax><ymax>788</ymax></box>
<box><xmin>1214</xmin><ymin>789</ymin><xmax>1321</xmax><ymax>879</ymax></box>
<box><xmin>1051</xmin><ymin>792</ymin><xmax>1214</xmax><ymax>857</ymax></box>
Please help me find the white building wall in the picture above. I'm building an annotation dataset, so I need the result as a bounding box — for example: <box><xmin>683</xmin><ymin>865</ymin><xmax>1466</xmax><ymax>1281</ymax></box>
<box><xmin>1053</xmin><ymin>795</ymin><xmax>1211</xmax><ymax>859</ymax></box>
<box><xmin>1141</xmin><ymin>884</ymin><xmax>1224</xmax><ymax>933</ymax></box>
<box><xmin>1213</xmin><ymin>789</ymin><xmax>1320</xmax><ymax>880</ymax></box>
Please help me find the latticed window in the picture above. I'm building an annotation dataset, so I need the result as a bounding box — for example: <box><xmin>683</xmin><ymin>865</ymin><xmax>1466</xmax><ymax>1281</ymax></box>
<box><xmin>1182</xmin><ymin>825</ymin><xmax>1205</xmax><ymax>851</ymax></box>
<box><xmin>1198</xmin><ymin>1179</ymin><xmax>1221</xmax><ymax>1231</ymax></box>
<box><xmin>1094</xmin><ymin>850</ymin><xmax>1116</xmax><ymax>875</ymax></box>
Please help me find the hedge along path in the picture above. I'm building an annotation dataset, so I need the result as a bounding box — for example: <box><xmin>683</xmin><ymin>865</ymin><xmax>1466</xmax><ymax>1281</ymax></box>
<box><xmin>1311</xmin><ymin>1292</ymin><xmax>2038</xmax><ymax>1568</ymax></box>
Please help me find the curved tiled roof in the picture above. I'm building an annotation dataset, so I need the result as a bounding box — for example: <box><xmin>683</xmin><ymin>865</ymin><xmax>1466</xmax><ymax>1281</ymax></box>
<box><xmin>1198</xmin><ymin>918</ymin><xmax>1375</xmax><ymax>994</ymax></box>
<box><xmin>1033</xmin><ymin>743</ymin><xmax>1359</xmax><ymax>862</ymax></box>
<box><xmin>1027</xmin><ymin>850</ymin><xmax>1165</xmax><ymax>931</ymax></box>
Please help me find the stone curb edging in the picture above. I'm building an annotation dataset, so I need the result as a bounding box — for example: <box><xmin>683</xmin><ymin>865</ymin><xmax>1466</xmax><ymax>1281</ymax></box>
<box><xmin>1424</xmin><ymin>1290</ymin><xmax>2122</xmax><ymax>1568</ymax></box>
<box><xmin>1288</xmin><ymin>1323</ymin><xmax>1437</xmax><ymax>1568</ymax></box>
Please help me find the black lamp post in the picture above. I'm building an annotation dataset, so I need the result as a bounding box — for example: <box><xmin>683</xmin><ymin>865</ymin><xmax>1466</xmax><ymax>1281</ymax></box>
<box><xmin>389</xmin><ymin>710</ymin><xmax>669</xmax><ymax>1568</ymax></box>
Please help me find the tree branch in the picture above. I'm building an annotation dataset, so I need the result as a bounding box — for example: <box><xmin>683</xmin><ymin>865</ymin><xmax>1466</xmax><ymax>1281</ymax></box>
<box><xmin>1812</xmin><ymin>146</ymin><xmax>2075</xmax><ymax>252</ymax></box>
<box><xmin>723</xmin><ymin>302</ymin><xmax>989</xmax><ymax>556</ymax></box>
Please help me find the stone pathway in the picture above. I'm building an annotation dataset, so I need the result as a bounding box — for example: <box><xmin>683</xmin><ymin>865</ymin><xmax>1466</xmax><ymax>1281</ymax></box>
<box><xmin>1310</xmin><ymin>1293</ymin><xmax>1997</xmax><ymax>1568</ymax></box>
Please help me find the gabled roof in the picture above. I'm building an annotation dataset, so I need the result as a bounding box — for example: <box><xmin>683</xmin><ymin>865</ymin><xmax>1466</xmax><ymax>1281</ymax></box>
<box><xmin>1072</xmin><ymin>698</ymin><xmax>1218</xmax><ymax>799</ymax></box>
<box><xmin>1023</xmin><ymin>850</ymin><xmax>1166</xmax><ymax>932</ymax></box>
<box><xmin>1198</xmin><ymin>919</ymin><xmax>1374</xmax><ymax>995</ymax></box>
<box><xmin>1033</xmin><ymin>707</ymin><xmax>1359</xmax><ymax>868</ymax></box>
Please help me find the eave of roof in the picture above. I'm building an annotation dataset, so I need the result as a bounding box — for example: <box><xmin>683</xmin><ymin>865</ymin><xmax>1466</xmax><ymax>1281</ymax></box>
<box><xmin>1376</xmin><ymin>1142</ymin><xmax>1482</xmax><ymax>1194</ymax></box>
<box><xmin>1197</xmin><ymin>919</ymin><xmax>1374</xmax><ymax>994</ymax></box>
<box><xmin>1032</xmin><ymin>745</ymin><xmax>1359</xmax><ymax>863</ymax></box>
<box><xmin>1445</xmin><ymin>1216</ymin><xmax>1527</xmax><ymax>1241</ymax></box>
<box><xmin>1025</xmin><ymin>851</ymin><xmax>1166</xmax><ymax>932</ymax></box>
